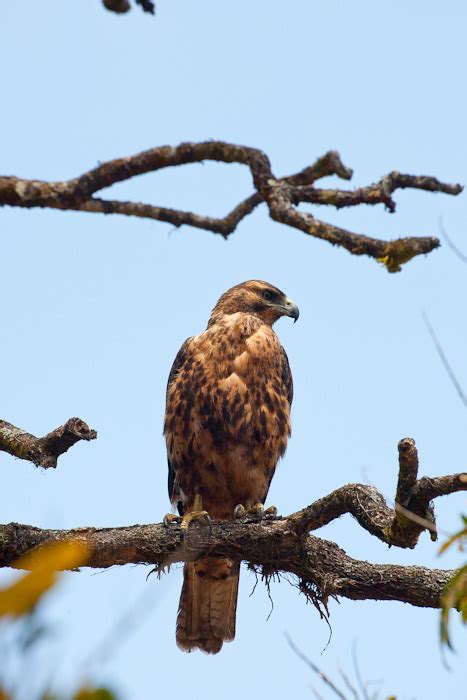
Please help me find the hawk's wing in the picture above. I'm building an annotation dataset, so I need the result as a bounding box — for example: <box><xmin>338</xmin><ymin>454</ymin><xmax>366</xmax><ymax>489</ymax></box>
<box><xmin>165</xmin><ymin>336</ymin><xmax>192</xmax><ymax>511</ymax></box>
<box><xmin>281</xmin><ymin>346</ymin><xmax>293</xmax><ymax>406</ymax></box>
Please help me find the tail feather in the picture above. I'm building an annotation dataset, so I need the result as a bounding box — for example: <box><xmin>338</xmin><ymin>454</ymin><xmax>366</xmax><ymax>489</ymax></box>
<box><xmin>176</xmin><ymin>558</ymin><xmax>239</xmax><ymax>654</ymax></box>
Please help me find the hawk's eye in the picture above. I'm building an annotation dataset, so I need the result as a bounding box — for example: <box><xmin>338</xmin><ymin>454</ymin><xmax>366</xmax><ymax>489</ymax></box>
<box><xmin>262</xmin><ymin>290</ymin><xmax>272</xmax><ymax>301</ymax></box>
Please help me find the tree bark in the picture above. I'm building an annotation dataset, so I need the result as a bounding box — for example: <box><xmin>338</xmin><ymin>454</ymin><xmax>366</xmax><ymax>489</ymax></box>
<box><xmin>0</xmin><ymin>518</ymin><xmax>455</xmax><ymax>610</ymax></box>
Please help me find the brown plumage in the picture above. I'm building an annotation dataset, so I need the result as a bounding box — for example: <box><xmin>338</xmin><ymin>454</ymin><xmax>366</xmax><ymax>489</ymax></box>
<box><xmin>164</xmin><ymin>280</ymin><xmax>298</xmax><ymax>654</ymax></box>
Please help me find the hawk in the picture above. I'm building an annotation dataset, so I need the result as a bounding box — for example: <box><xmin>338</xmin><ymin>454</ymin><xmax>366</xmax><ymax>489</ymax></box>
<box><xmin>164</xmin><ymin>280</ymin><xmax>298</xmax><ymax>654</ymax></box>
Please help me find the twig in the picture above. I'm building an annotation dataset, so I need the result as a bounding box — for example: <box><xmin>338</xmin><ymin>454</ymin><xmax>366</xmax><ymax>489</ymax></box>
<box><xmin>79</xmin><ymin>586</ymin><xmax>158</xmax><ymax>677</ymax></box>
<box><xmin>422</xmin><ymin>311</ymin><xmax>467</xmax><ymax>408</ymax></box>
<box><xmin>352</xmin><ymin>643</ymin><xmax>370</xmax><ymax>700</ymax></box>
<box><xmin>439</xmin><ymin>217</ymin><xmax>467</xmax><ymax>265</ymax></box>
<box><xmin>286</xmin><ymin>634</ymin><xmax>347</xmax><ymax>700</ymax></box>
<box><xmin>338</xmin><ymin>665</ymin><xmax>360</xmax><ymax>700</ymax></box>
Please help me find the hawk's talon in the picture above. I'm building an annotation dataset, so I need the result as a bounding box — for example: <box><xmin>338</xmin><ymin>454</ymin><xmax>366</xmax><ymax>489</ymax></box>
<box><xmin>233</xmin><ymin>503</ymin><xmax>268</xmax><ymax>521</ymax></box>
<box><xmin>234</xmin><ymin>504</ymin><xmax>246</xmax><ymax>519</ymax></box>
<box><xmin>179</xmin><ymin>510</ymin><xmax>211</xmax><ymax>543</ymax></box>
<box><xmin>180</xmin><ymin>510</ymin><xmax>211</xmax><ymax>532</ymax></box>
<box><xmin>250</xmin><ymin>503</ymin><xmax>265</xmax><ymax>520</ymax></box>
<box><xmin>163</xmin><ymin>513</ymin><xmax>183</xmax><ymax>528</ymax></box>
<box><xmin>264</xmin><ymin>505</ymin><xmax>278</xmax><ymax>517</ymax></box>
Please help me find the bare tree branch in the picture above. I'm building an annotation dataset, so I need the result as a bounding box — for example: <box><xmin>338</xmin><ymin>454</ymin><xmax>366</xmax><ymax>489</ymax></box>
<box><xmin>135</xmin><ymin>0</ymin><xmax>155</xmax><ymax>13</ymax></box>
<box><xmin>289</xmin><ymin>439</ymin><xmax>466</xmax><ymax>548</ymax></box>
<box><xmin>294</xmin><ymin>172</ymin><xmax>461</xmax><ymax>213</ymax></box>
<box><xmin>0</xmin><ymin>437</ymin><xmax>465</xmax><ymax>610</ymax></box>
<box><xmin>102</xmin><ymin>0</ymin><xmax>155</xmax><ymax>14</ymax></box>
<box><xmin>102</xmin><ymin>0</ymin><xmax>131</xmax><ymax>12</ymax></box>
<box><xmin>0</xmin><ymin>519</ymin><xmax>456</xmax><ymax>609</ymax></box>
<box><xmin>1</xmin><ymin>141</ymin><xmax>462</xmax><ymax>271</ymax></box>
<box><xmin>0</xmin><ymin>418</ymin><xmax>97</xmax><ymax>469</ymax></box>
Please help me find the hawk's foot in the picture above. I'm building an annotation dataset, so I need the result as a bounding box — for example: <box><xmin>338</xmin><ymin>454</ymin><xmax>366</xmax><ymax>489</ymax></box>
<box><xmin>249</xmin><ymin>502</ymin><xmax>265</xmax><ymax>520</ymax></box>
<box><xmin>234</xmin><ymin>503</ymin><xmax>277</xmax><ymax>520</ymax></box>
<box><xmin>163</xmin><ymin>513</ymin><xmax>183</xmax><ymax>527</ymax></box>
<box><xmin>233</xmin><ymin>504</ymin><xmax>246</xmax><ymax>519</ymax></box>
<box><xmin>163</xmin><ymin>510</ymin><xmax>211</xmax><ymax>542</ymax></box>
<box><xmin>179</xmin><ymin>510</ymin><xmax>211</xmax><ymax>533</ymax></box>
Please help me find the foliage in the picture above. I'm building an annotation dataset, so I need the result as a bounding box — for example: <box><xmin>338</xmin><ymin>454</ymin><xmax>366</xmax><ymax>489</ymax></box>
<box><xmin>0</xmin><ymin>541</ymin><xmax>88</xmax><ymax>618</ymax></box>
<box><xmin>439</xmin><ymin>515</ymin><xmax>467</xmax><ymax>649</ymax></box>
<box><xmin>0</xmin><ymin>541</ymin><xmax>119</xmax><ymax>700</ymax></box>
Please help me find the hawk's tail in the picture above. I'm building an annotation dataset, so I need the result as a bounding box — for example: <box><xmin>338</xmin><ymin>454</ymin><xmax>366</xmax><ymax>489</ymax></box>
<box><xmin>176</xmin><ymin>557</ymin><xmax>240</xmax><ymax>654</ymax></box>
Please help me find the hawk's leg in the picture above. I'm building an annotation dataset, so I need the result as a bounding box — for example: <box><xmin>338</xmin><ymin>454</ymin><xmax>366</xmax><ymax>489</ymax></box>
<box><xmin>233</xmin><ymin>503</ymin><xmax>278</xmax><ymax>520</ymax></box>
<box><xmin>164</xmin><ymin>494</ymin><xmax>211</xmax><ymax>533</ymax></box>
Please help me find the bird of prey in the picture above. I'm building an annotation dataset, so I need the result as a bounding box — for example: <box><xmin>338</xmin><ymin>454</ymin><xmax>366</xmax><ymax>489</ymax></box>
<box><xmin>164</xmin><ymin>280</ymin><xmax>298</xmax><ymax>654</ymax></box>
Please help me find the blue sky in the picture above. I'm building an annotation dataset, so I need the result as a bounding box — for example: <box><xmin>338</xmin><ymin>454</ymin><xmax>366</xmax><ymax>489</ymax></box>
<box><xmin>1</xmin><ymin>1</ymin><xmax>467</xmax><ymax>697</ymax></box>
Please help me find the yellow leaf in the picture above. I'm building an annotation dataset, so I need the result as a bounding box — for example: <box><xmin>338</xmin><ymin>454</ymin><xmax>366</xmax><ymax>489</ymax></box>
<box><xmin>0</xmin><ymin>540</ymin><xmax>89</xmax><ymax>617</ymax></box>
<box><xmin>73</xmin><ymin>688</ymin><xmax>117</xmax><ymax>699</ymax></box>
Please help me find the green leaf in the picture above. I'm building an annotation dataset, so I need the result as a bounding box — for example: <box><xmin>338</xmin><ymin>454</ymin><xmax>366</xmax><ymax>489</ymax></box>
<box><xmin>440</xmin><ymin>565</ymin><xmax>467</xmax><ymax>649</ymax></box>
<box><xmin>439</xmin><ymin>528</ymin><xmax>467</xmax><ymax>555</ymax></box>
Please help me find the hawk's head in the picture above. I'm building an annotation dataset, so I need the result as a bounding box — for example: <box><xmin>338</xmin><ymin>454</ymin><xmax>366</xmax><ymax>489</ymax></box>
<box><xmin>209</xmin><ymin>280</ymin><xmax>299</xmax><ymax>327</ymax></box>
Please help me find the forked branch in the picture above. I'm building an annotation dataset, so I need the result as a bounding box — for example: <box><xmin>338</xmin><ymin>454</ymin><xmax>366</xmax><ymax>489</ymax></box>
<box><xmin>290</xmin><ymin>438</ymin><xmax>466</xmax><ymax>548</ymax></box>
<box><xmin>0</xmin><ymin>142</ymin><xmax>462</xmax><ymax>271</ymax></box>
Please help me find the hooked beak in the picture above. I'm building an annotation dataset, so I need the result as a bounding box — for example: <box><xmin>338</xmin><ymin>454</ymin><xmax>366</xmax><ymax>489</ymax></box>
<box><xmin>282</xmin><ymin>297</ymin><xmax>300</xmax><ymax>323</ymax></box>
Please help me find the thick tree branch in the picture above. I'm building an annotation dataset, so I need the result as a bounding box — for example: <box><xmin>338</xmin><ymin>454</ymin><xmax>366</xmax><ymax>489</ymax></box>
<box><xmin>0</xmin><ymin>520</ymin><xmax>455</xmax><ymax>609</ymax></box>
<box><xmin>1</xmin><ymin>435</ymin><xmax>464</xmax><ymax>610</ymax></box>
<box><xmin>0</xmin><ymin>418</ymin><xmax>96</xmax><ymax>469</ymax></box>
<box><xmin>1</xmin><ymin>438</ymin><xmax>465</xmax><ymax>610</ymax></box>
<box><xmin>1</xmin><ymin>142</ymin><xmax>462</xmax><ymax>271</ymax></box>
